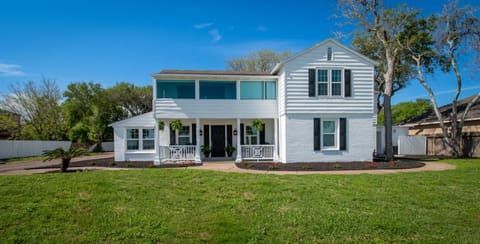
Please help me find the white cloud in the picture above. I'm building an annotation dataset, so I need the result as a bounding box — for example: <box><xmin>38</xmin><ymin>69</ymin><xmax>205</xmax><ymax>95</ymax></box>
<box><xmin>208</xmin><ymin>29</ymin><xmax>222</xmax><ymax>43</ymax></box>
<box><xmin>193</xmin><ymin>23</ymin><xmax>213</xmax><ymax>29</ymax></box>
<box><xmin>257</xmin><ymin>25</ymin><xmax>267</xmax><ymax>32</ymax></box>
<box><xmin>0</xmin><ymin>63</ymin><xmax>26</xmax><ymax>76</ymax></box>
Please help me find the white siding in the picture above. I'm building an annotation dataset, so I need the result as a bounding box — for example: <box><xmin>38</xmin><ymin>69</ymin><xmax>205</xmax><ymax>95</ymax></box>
<box><xmin>279</xmin><ymin>115</ymin><xmax>287</xmax><ymax>162</ymax></box>
<box><xmin>284</xmin><ymin>41</ymin><xmax>374</xmax><ymax>114</ymax></box>
<box><xmin>113</xmin><ymin>127</ymin><xmax>125</xmax><ymax>161</ymax></box>
<box><xmin>277</xmin><ymin>68</ymin><xmax>286</xmax><ymax>116</ymax></box>
<box><xmin>154</xmin><ymin>99</ymin><xmax>277</xmax><ymax>119</ymax></box>
<box><xmin>285</xmin><ymin>114</ymin><xmax>374</xmax><ymax>162</ymax></box>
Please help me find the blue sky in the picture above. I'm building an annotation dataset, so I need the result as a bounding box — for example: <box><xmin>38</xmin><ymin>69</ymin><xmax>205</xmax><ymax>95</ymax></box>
<box><xmin>0</xmin><ymin>0</ymin><xmax>478</xmax><ymax>106</ymax></box>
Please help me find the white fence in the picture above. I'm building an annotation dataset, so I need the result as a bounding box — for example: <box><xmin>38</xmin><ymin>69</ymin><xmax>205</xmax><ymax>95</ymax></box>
<box><xmin>241</xmin><ymin>145</ymin><xmax>275</xmax><ymax>160</ymax></box>
<box><xmin>398</xmin><ymin>136</ymin><xmax>427</xmax><ymax>155</ymax></box>
<box><xmin>0</xmin><ymin>140</ymin><xmax>71</xmax><ymax>159</ymax></box>
<box><xmin>160</xmin><ymin>145</ymin><xmax>196</xmax><ymax>161</ymax></box>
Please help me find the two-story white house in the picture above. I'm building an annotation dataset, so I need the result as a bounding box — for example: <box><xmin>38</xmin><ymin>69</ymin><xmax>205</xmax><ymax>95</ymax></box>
<box><xmin>110</xmin><ymin>38</ymin><xmax>376</xmax><ymax>164</ymax></box>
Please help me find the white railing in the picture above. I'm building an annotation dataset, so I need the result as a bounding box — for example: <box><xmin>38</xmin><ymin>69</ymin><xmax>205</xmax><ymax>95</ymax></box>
<box><xmin>241</xmin><ymin>145</ymin><xmax>275</xmax><ymax>160</ymax></box>
<box><xmin>160</xmin><ymin>145</ymin><xmax>196</xmax><ymax>161</ymax></box>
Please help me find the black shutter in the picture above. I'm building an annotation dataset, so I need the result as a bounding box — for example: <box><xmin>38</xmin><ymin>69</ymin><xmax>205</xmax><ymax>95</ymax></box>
<box><xmin>259</xmin><ymin>123</ymin><xmax>266</xmax><ymax>144</ymax></box>
<box><xmin>308</xmin><ymin>69</ymin><xmax>316</xmax><ymax>97</ymax></box>
<box><xmin>169</xmin><ymin>124</ymin><xmax>176</xmax><ymax>145</ymax></box>
<box><xmin>240</xmin><ymin>123</ymin><xmax>244</xmax><ymax>145</ymax></box>
<box><xmin>340</xmin><ymin>118</ymin><xmax>347</xmax><ymax>150</ymax></box>
<box><xmin>344</xmin><ymin>69</ymin><xmax>352</xmax><ymax>97</ymax></box>
<box><xmin>192</xmin><ymin>123</ymin><xmax>196</xmax><ymax>145</ymax></box>
<box><xmin>314</xmin><ymin>118</ymin><xmax>321</xmax><ymax>150</ymax></box>
<box><xmin>203</xmin><ymin>125</ymin><xmax>209</xmax><ymax>146</ymax></box>
<box><xmin>227</xmin><ymin>125</ymin><xmax>232</xmax><ymax>146</ymax></box>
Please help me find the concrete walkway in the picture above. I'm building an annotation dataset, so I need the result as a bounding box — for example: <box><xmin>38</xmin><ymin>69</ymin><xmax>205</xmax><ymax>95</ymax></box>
<box><xmin>0</xmin><ymin>153</ymin><xmax>116</xmax><ymax>175</ymax></box>
<box><xmin>190</xmin><ymin>162</ymin><xmax>456</xmax><ymax>175</ymax></box>
<box><xmin>0</xmin><ymin>154</ymin><xmax>455</xmax><ymax>176</ymax></box>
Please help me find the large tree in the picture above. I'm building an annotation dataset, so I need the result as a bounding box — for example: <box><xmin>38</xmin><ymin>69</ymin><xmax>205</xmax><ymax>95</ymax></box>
<box><xmin>377</xmin><ymin>99</ymin><xmax>432</xmax><ymax>126</ymax></box>
<box><xmin>338</xmin><ymin>0</ymin><xmax>419</xmax><ymax>160</ymax></box>
<box><xmin>1</xmin><ymin>80</ymin><xmax>67</xmax><ymax>140</ymax></box>
<box><xmin>402</xmin><ymin>1</ymin><xmax>480</xmax><ymax>157</ymax></box>
<box><xmin>227</xmin><ymin>50</ymin><xmax>291</xmax><ymax>72</ymax></box>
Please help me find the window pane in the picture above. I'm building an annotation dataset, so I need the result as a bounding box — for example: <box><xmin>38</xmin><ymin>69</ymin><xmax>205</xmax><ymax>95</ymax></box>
<box><xmin>251</xmin><ymin>136</ymin><xmax>258</xmax><ymax>145</ymax></box>
<box><xmin>332</xmin><ymin>83</ymin><xmax>342</xmax><ymax>96</ymax></box>
<box><xmin>157</xmin><ymin>80</ymin><xmax>195</xmax><ymax>99</ymax></box>
<box><xmin>178</xmin><ymin>137</ymin><xmax>190</xmax><ymax>145</ymax></box>
<box><xmin>127</xmin><ymin>129</ymin><xmax>139</xmax><ymax>139</ymax></box>
<box><xmin>323</xmin><ymin>134</ymin><xmax>335</xmax><ymax>147</ymax></box>
<box><xmin>240</xmin><ymin>81</ymin><xmax>263</xmax><ymax>99</ymax></box>
<box><xmin>318</xmin><ymin>83</ymin><xmax>328</xmax><ymax>96</ymax></box>
<box><xmin>317</xmin><ymin>70</ymin><xmax>328</xmax><ymax>82</ymax></box>
<box><xmin>323</xmin><ymin>121</ymin><xmax>336</xmax><ymax>133</ymax></box>
<box><xmin>143</xmin><ymin>129</ymin><xmax>154</xmax><ymax>139</ymax></box>
<box><xmin>200</xmin><ymin>81</ymin><xmax>236</xmax><ymax>99</ymax></box>
<box><xmin>246</xmin><ymin>126</ymin><xmax>257</xmax><ymax>135</ymax></box>
<box><xmin>179</xmin><ymin>126</ymin><xmax>190</xmax><ymax>136</ymax></box>
<box><xmin>332</xmin><ymin>70</ymin><xmax>342</xmax><ymax>82</ymax></box>
<box><xmin>127</xmin><ymin>140</ymin><xmax>139</xmax><ymax>150</ymax></box>
<box><xmin>143</xmin><ymin>140</ymin><xmax>154</xmax><ymax>150</ymax></box>
<box><xmin>265</xmin><ymin>81</ymin><xmax>276</xmax><ymax>99</ymax></box>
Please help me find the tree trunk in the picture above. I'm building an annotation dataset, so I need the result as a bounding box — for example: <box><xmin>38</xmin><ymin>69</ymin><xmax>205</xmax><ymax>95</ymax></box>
<box><xmin>383</xmin><ymin>94</ymin><xmax>394</xmax><ymax>160</ymax></box>
<box><xmin>61</xmin><ymin>158</ymin><xmax>70</xmax><ymax>172</ymax></box>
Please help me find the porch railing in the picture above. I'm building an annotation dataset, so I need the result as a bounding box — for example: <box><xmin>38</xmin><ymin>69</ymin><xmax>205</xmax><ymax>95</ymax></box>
<box><xmin>160</xmin><ymin>145</ymin><xmax>196</xmax><ymax>161</ymax></box>
<box><xmin>241</xmin><ymin>145</ymin><xmax>275</xmax><ymax>160</ymax></box>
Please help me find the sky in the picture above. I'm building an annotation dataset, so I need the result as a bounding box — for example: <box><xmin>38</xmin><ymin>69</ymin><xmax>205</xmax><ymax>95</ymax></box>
<box><xmin>0</xmin><ymin>0</ymin><xmax>478</xmax><ymax>106</ymax></box>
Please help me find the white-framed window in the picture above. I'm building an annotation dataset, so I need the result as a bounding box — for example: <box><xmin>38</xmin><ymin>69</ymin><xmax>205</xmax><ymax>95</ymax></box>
<box><xmin>322</xmin><ymin>119</ymin><xmax>338</xmax><ymax>150</ymax></box>
<box><xmin>177</xmin><ymin>126</ymin><xmax>191</xmax><ymax>145</ymax></box>
<box><xmin>127</xmin><ymin>128</ymin><xmax>155</xmax><ymax>151</ymax></box>
<box><xmin>316</xmin><ymin>69</ymin><xmax>343</xmax><ymax>97</ymax></box>
<box><xmin>245</xmin><ymin>125</ymin><xmax>258</xmax><ymax>145</ymax></box>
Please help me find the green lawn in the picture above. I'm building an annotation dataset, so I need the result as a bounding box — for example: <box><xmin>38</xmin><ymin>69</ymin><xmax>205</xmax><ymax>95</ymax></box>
<box><xmin>0</xmin><ymin>159</ymin><xmax>479</xmax><ymax>243</ymax></box>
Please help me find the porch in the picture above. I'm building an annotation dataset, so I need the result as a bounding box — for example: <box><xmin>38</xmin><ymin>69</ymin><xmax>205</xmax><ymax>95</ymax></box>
<box><xmin>154</xmin><ymin>118</ymin><xmax>278</xmax><ymax>164</ymax></box>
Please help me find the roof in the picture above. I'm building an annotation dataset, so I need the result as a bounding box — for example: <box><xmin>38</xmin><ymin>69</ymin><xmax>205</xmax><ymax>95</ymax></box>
<box><xmin>271</xmin><ymin>38</ymin><xmax>377</xmax><ymax>74</ymax></box>
<box><xmin>401</xmin><ymin>94</ymin><xmax>480</xmax><ymax>126</ymax></box>
<box><xmin>109</xmin><ymin>112</ymin><xmax>155</xmax><ymax>127</ymax></box>
<box><xmin>157</xmin><ymin>69</ymin><xmax>272</xmax><ymax>76</ymax></box>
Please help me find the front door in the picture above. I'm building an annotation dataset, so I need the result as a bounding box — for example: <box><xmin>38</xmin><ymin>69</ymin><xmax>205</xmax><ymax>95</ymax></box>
<box><xmin>211</xmin><ymin>125</ymin><xmax>225</xmax><ymax>157</ymax></box>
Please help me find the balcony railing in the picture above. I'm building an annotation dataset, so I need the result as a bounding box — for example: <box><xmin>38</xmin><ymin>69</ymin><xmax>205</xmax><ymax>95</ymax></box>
<box><xmin>241</xmin><ymin>145</ymin><xmax>275</xmax><ymax>160</ymax></box>
<box><xmin>160</xmin><ymin>145</ymin><xmax>196</xmax><ymax>161</ymax></box>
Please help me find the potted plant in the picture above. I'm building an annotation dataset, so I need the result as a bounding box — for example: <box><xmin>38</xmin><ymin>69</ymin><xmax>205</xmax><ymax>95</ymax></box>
<box><xmin>225</xmin><ymin>144</ymin><xmax>236</xmax><ymax>157</ymax></box>
<box><xmin>201</xmin><ymin>145</ymin><xmax>211</xmax><ymax>158</ymax></box>
<box><xmin>252</xmin><ymin>118</ymin><xmax>264</xmax><ymax>132</ymax></box>
<box><xmin>170</xmin><ymin>119</ymin><xmax>183</xmax><ymax>131</ymax></box>
<box><xmin>158</xmin><ymin>120</ymin><xmax>165</xmax><ymax>131</ymax></box>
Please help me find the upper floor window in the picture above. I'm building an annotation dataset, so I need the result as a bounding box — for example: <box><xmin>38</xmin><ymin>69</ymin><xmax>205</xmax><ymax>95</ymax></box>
<box><xmin>200</xmin><ymin>81</ymin><xmax>236</xmax><ymax>99</ymax></box>
<box><xmin>127</xmin><ymin>128</ymin><xmax>155</xmax><ymax>151</ymax></box>
<box><xmin>317</xmin><ymin>69</ymin><xmax>343</xmax><ymax>96</ymax></box>
<box><xmin>240</xmin><ymin>81</ymin><xmax>276</xmax><ymax>100</ymax></box>
<box><xmin>157</xmin><ymin>80</ymin><xmax>195</xmax><ymax>99</ymax></box>
<box><xmin>327</xmin><ymin>47</ymin><xmax>333</xmax><ymax>61</ymax></box>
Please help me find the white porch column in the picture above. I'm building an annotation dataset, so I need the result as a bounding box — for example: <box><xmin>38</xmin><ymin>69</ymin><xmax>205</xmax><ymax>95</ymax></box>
<box><xmin>274</xmin><ymin>118</ymin><xmax>279</xmax><ymax>161</ymax></box>
<box><xmin>194</xmin><ymin>118</ymin><xmax>202</xmax><ymax>164</ymax></box>
<box><xmin>153</xmin><ymin>118</ymin><xmax>161</xmax><ymax>165</ymax></box>
<box><xmin>235</xmin><ymin>118</ymin><xmax>242</xmax><ymax>163</ymax></box>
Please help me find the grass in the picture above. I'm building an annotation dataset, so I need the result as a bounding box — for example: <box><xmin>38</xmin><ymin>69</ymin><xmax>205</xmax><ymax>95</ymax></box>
<box><xmin>0</xmin><ymin>159</ymin><xmax>479</xmax><ymax>242</ymax></box>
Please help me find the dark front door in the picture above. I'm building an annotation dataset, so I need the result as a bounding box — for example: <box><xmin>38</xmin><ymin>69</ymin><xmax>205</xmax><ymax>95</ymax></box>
<box><xmin>211</xmin><ymin>125</ymin><xmax>225</xmax><ymax>157</ymax></box>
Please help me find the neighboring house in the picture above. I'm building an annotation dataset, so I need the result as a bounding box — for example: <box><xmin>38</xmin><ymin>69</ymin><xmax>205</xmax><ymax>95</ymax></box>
<box><xmin>110</xmin><ymin>39</ymin><xmax>376</xmax><ymax>164</ymax></box>
<box><xmin>401</xmin><ymin>94</ymin><xmax>480</xmax><ymax>156</ymax></box>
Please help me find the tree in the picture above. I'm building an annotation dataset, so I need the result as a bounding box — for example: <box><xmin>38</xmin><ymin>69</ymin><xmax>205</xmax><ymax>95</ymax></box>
<box><xmin>338</xmin><ymin>0</ymin><xmax>420</xmax><ymax>160</ymax></box>
<box><xmin>377</xmin><ymin>99</ymin><xmax>432</xmax><ymax>125</ymax></box>
<box><xmin>1</xmin><ymin>80</ymin><xmax>67</xmax><ymax>140</ymax></box>
<box><xmin>402</xmin><ymin>1</ymin><xmax>480</xmax><ymax>157</ymax></box>
<box><xmin>106</xmin><ymin>82</ymin><xmax>153</xmax><ymax>117</ymax></box>
<box><xmin>227</xmin><ymin>50</ymin><xmax>291</xmax><ymax>72</ymax></box>
<box><xmin>42</xmin><ymin>147</ymin><xmax>86</xmax><ymax>172</ymax></box>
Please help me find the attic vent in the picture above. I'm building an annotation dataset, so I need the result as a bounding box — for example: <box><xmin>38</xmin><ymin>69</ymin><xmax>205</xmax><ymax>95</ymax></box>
<box><xmin>327</xmin><ymin>47</ymin><xmax>332</xmax><ymax>61</ymax></box>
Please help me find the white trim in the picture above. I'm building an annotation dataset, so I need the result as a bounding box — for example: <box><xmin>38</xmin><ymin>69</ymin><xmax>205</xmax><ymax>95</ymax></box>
<box><xmin>152</xmin><ymin>74</ymin><xmax>279</xmax><ymax>81</ymax></box>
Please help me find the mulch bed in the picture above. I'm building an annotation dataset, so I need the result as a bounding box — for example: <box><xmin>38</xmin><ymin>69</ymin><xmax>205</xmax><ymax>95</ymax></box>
<box><xmin>26</xmin><ymin>158</ymin><xmax>201</xmax><ymax>170</ymax></box>
<box><xmin>235</xmin><ymin>160</ymin><xmax>425</xmax><ymax>171</ymax></box>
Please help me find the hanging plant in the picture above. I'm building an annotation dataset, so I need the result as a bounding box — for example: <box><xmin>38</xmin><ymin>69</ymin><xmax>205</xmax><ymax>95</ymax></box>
<box><xmin>252</xmin><ymin>119</ymin><xmax>264</xmax><ymax>132</ymax></box>
<box><xmin>158</xmin><ymin>120</ymin><xmax>165</xmax><ymax>131</ymax></box>
<box><xmin>170</xmin><ymin>119</ymin><xmax>183</xmax><ymax>131</ymax></box>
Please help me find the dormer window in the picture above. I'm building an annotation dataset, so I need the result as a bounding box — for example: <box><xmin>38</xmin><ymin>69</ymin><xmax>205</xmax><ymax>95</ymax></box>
<box><xmin>327</xmin><ymin>47</ymin><xmax>332</xmax><ymax>61</ymax></box>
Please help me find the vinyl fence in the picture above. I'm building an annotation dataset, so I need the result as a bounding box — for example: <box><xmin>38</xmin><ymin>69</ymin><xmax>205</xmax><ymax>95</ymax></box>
<box><xmin>398</xmin><ymin>136</ymin><xmax>426</xmax><ymax>155</ymax></box>
<box><xmin>0</xmin><ymin>140</ymin><xmax>71</xmax><ymax>159</ymax></box>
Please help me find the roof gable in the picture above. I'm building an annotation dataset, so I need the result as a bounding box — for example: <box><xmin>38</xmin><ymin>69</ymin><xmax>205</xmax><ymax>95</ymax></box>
<box><xmin>109</xmin><ymin>112</ymin><xmax>155</xmax><ymax>127</ymax></box>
